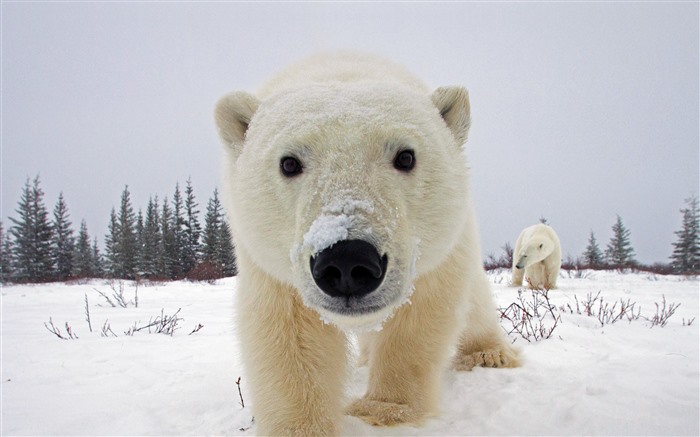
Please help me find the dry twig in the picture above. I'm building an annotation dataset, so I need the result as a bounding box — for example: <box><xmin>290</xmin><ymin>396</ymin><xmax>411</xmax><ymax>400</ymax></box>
<box><xmin>236</xmin><ymin>377</ymin><xmax>245</xmax><ymax>408</ymax></box>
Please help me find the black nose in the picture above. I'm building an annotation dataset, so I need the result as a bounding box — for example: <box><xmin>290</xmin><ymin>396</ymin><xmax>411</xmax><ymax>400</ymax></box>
<box><xmin>310</xmin><ymin>240</ymin><xmax>388</xmax><ymax>298</ymax></box>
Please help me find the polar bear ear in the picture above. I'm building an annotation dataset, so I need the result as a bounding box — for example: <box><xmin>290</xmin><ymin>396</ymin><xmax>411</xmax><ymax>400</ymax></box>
<box><xmin>214</xmin><ymin>91</ymin><xmax>260</xmax><ymax>155</ymax></box>
<box><xmin>431</xmin><ymin>86</ymin><xmax>471</xmax><ymax>146</ymax></box>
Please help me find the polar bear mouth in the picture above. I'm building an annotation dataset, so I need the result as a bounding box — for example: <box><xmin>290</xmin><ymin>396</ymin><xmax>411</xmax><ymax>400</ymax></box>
<box><xmin>320</xmin><ymin>300</ymin><xmax>393</xmax><ymax>317</ymax></box>
<box><xmin>316</xmin><ymin>284</ymin><xmax>404</xmax><ymax>319</ymax></box>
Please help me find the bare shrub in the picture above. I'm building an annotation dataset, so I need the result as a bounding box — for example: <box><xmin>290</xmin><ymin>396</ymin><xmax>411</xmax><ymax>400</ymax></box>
<box><xmin>84</xmin><ymin>293</ymin><xmax>93</xmax><ymax>333</ymax></box>
<box><xmin>561</xmin><ymin>292</ymin><xmax>641</xmax><ymax>326</ymax></box>
<box><xmin>189</xmin><ymin>323</ymin><xmax>204</xmax><ymax>335</ymax></box>
<box><xmin>499</xmin><ymin>288</ymin><xmax>561</xmax><ymax>343</ymax></box>
<box><xmin>562</xmin><ymin>268</ymin><xmax>593</xmax><ymax>280</ymax></box>
<box><xmin>596</xmin><ymin>298</ymin><xmax>642</xmax><ymax>325</ymax></box>
<box><xmin>124</xmin><ymin>308</ymin><xmax>183</xmax><ymax>336</ymax></box>
<box><xmin>561</xmin><ymin>255</ymin><xmax>585</xmax><ymax>272</ymax></box>
<box><xmin>94</xmin><ymin>280</ymin><xmax>138</xmax><ymax>308</ymax></box>
<box><xmin>186</xmin><ymin>261</ymin><xmax>223</xmax><ymax>283</ymax></box>
<box><xmin>646</xmin><ymin>296</ymin><xmax>680</xmax><ymax>328</ymax></box>
<box><xmin>44</xmin><ymin>318</ymin><xmax>78</xmax><ymax>340</ymax></box>
<box><xmin>101</xmin><ymin>320</ymin><xmax>118</xmax><ymax>337</ymax></box>
<box><xmin>484</xmin><ymin>243</ymin><xmax>514</xmax><ymax>271</ymax></box>
<box><xmin>561</xmin><ymin>293</ymin><xmax>682</xmax><ymax>327</ymax></box>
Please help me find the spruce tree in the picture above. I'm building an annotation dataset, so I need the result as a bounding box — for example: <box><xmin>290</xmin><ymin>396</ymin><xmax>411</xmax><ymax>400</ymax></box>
<box><xmin>72</xmin><ymin>220</ymin><xmax>94</xmax><ymax>278</ymax></box>
<box><xmin>202</xmin><ymin>189</ymin><xmax>223</xmax><ymax>264</ymax></box>
<box><xmin>220</xmin><ymin>217</ymin><xmax>237</xmax><ymax>277</ymax></box>
<box><xmin>140</xmin><ymin>197</ymin><xmax>162</xmax><ymax>278</ymax></box>
<box><xmin>171</xmin><ymin>183</ymin><xmax>186</xmax><ymax>278</ymax></box>
<box><xmin>670</xmin><ymin>195</ymin><xmax>700</xmax><ymax>274</ymax></box>
<box><xmin>0</xmin><ymin>222</ymin><xmax>13</xmax><ymax>283</ymax></box>
<box><xmin>605</xmin><ymin>215</ymin><xmax>636</xmax><ymax>269</ymax></box>
<box><xmin>203</xmin><ymin>189</ymin><xmax>237</xmax><ymax>278</ymax></box>
<box><xmin>104</xmin><ymin>208</ymin><xmax>118</xmax><ymax>277</ymax></box>
<box><xmin>104</xmin><ymin>187</ymin><xmax>138</xmax><ymax>279</ymax></box>
<box><xmin>182</xmin><ymin>178</ymin><xmax>202</xmax><ymax>276</ymax></box>
<box><xmin>117</xmin><ymin>186</ymin><xmax>138</xmax><ymax>279</ymax></box>
<box><xmin>135</xmin><ymin>208</ymin><xmax>144</xmax><ymax>276</ymax></box>
<box><xmin>159</xmin><ymin>196</ymin><xmax>177</xmax><ymax>279</ymax></box>
<box><xmin>51</xmin><ymin>193</ymin><xmax>75</xmax><ymax>281</ymax></box>
<box><xmin>91</xmin><ymin>237</ymin><xmax>103</xmax><ymax>278</ymax></box>
<box><xmin>582</xmin><ymin>230</ymin><xmax>604</xmax><ymax>269</ymax></box>
<box><xmin>9</xmin><ymin>176</ymin><xmax>54</xmax><ymax>282</ymax></box>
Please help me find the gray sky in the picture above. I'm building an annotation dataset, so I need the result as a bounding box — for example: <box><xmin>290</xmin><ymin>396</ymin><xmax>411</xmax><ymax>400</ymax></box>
<box><xmin>2</xmin><ymin>2</ymin><xmax>698</xmax><ymax>265</ymax></box>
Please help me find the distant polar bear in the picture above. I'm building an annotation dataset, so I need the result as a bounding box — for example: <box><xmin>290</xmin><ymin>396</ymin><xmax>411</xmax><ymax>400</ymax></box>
<box><xmin>512</xmin><ymin>223</ymin><xmax>562</xmax><ymax>289</ymax></box>
<box><xmin>215</xmin><ymin>52</ymin><xmax>519</xmax><ymax>436</ymax></box>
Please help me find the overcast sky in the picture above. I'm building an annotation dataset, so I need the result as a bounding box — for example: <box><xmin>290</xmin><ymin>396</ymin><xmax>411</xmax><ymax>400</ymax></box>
<box><xmin>2</xmin><ymin>2</ymin><xmax>698</xmax><ymax>265</ymax></box>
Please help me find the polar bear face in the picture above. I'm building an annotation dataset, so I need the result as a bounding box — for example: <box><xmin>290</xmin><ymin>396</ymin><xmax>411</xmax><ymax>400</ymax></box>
<box><xmin>216</xmin><ymin>83</ymin><xmax>471</xmax><ymax>329</ymax></box>
<box><xmin>515</xmin><ymin>237</ymin><xmax>554</xmax><ymax>269</ymax></box>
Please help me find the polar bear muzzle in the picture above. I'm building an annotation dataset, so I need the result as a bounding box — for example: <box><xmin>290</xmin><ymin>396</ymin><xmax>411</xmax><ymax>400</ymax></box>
<box><xmin>310</xmin><ymin>239</ymin><xmax>388</xmax><ymax>299</ymax></box>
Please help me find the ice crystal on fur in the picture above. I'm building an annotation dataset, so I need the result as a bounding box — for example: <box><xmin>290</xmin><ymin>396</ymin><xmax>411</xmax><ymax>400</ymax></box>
<box><xmin>322</xmin><ymin>196</ymin><xmax>374</xmax><ymax>216</ymax></box>
<box><xmin>303</xmin><ymin>214</ymin><xmax>352</xmax><ymax>256</ymax></box>
<box><xmin>301</xmin><ymin>196</ymin><xmax>375</xmax><ymax>257</ymax></box>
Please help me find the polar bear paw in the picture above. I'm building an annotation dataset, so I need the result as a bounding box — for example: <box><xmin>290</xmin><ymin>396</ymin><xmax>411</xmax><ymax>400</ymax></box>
<box><xmin>453</xmin><ymin>346</ymin><xmax>520</xmax><ymax>371</ymax></box>
<box><xmin>346</xmin><ymin>398</ymin><xmax>423</xmax><ymax>426</ymax></box>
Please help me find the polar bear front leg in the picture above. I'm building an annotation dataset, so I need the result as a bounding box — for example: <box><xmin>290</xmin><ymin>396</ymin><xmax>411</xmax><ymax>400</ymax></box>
<box><xmin>452</xmin><ymin>272</ymin><xmax>520</xmax><ymax>370</ymax></box>
<box><xmin>346</xmin><ymin>273</ymin><xmax>461</xmax><ymax>426</ymax></box>
<box><xmin>525</xmin><ymin>262</ymin><xmax>547</xmax><ymax>290</ymax></box>
<box><xmin>237</xmin><ymin>262</ymin><xmax>347</xmax><ymax>436</ymax></box>
<box><xmin>545</xmin><ymin>260</ymin><xmax>560</xmax><ymax>289</ymax></box>
<box><xmin>511</xmin><ymin>265</ymin><xmax>525</xmax><ymax>287</ymax></box>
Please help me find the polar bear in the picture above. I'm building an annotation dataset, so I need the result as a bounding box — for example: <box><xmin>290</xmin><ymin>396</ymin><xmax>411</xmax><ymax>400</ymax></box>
<box><xmin>215</xmin><ymin>52</ymin><xmax>519</xmax><ymax>436</ymax></box>
<box><xmin>511</xmin><ymin>224</ymin><xmax>562</xmax><ymax>290</ymax></box>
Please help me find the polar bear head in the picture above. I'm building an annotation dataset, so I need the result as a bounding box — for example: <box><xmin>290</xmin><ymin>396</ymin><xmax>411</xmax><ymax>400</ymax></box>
<box><xmin>215</xmin><ymin>80</ymin><xmax>471</xmax><ymax>330</ymax></box>
<box><xmin>514</xmin><ymin>237</ymin><xmax>554</xmax><ymax>269</ymax></box>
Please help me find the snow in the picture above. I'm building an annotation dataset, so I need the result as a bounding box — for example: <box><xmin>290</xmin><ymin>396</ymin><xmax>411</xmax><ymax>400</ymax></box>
<box><xmin>302</xmin><ymin>214</ymin><xmax>352</xmax><ymax>256</ymax></box>
<box><xmin>298</xmin><ymin>196</ymin><xmax>375</xmax><ymax>258</ymax></box>
<box><xmin>2</xmin><ymin>271</ymin><xmax>698</xmax><ymax>436</ymax></box>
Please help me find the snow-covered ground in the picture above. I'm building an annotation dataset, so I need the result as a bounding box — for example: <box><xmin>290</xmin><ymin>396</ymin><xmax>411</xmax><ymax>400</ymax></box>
<box><xmin>2</xmin><ymin>271</ymin><xmax>698</xmax><ymax>436</ymax></box>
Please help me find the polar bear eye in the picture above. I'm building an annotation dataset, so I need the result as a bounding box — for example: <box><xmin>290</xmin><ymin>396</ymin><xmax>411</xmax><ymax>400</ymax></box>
<box><xmin>280</xmin><ymin>157</ymin><xmax>303</xmax><ymax>177</ymax></box>
<box><xmin>394</xmin><ymin>150</ymin><xmax>415</xmax><ymax>172</ymax></box>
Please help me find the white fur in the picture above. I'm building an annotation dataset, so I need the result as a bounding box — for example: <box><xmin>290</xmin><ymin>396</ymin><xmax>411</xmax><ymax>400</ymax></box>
<box><xmin>215</xmin><ymin>52</ymin><xmax>519</xmax><ymax>436</ymax></box>
<box><xmin>511</xmin><ymin>223</ymin><xmax>562</xmax><ymax>289</ymax></box>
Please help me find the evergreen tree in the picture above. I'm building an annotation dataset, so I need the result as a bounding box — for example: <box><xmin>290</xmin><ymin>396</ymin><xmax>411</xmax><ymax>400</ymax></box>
<box><xmin>202</xmin><ymin>189</ymin><xmax>237</xmax><ymax>278</ymax></box>
<box><xmin>670</xmin><ymin>195</ymin><xmax>700</xmax><ymax>274</ymax></box>
<box><xmin>92</xmin><ymin>237</ymin><xmax>103</xmax><ymax>278</ymax></box>
<box><xmin>605</xmin><ymin>215</ymin><xmax>636</xmax><ymax>269</ymax></box>
<box><xmin>159</xmin><ymin>196</ymin><xmax>177</xmax><ymax>279</ymax></box>
<box><xmin>104</xmin><ymin>187</ymin><xmax>138</xmax><ymax>279</ymax></box>
<box><xmin>0</xmin><ymin>222</ymin><xmax>13</xmax><ymax>283</ymax></box>
<box><xmin>182</xmin><ymin>178</ymin><xmax>202</xmax><ymax>276</ymax></box>
<box><xmin>51</xmin><ymin>193</ymin><xmax>75</xmax><ymax>281</ymax></box>
<box><xmin>104</xmin><ymin>208</ymin><xmax>118</xmax><ymax>277</ymax></box>
<box><xmin>171</xmin><ymin>183</ymin><xmax>186</xmax><ymax>278</ymax></box>
<box><xmin>202</xmin><ymin>189</ymin><xmax>223</xmax><ymax>264</ymax></box>
<box><xmin>140</xmin><ymin>197</ymin><xmax>162</xmax><ymax>278</ymax></box>
<box><xmin>116</xmin><ymin>186</ymin><xmax>138</xmax><ymax>279</ymax></box>
<box><xmin>219</xmin><ymin>217</ymin><xmax>237</xmax><ymax>277</ymax></box>
<box><xmin>72</xmin><ymin>220</ymin><xmax>95</xmax><ymax>278</ymax></box>
<box><xmin>135</xmin><ymin>208</ymin><xmax>144</xmax><ymax>275</ymax></box>
<box><xmin>9</xmin><ymin>176</ymin><xmax>54</xmax><ymax>282</ymax></box>
<box><xmin>582</xmin><ymin>230</ymin><xmax>604</xmax><ymax>269</ymax></box>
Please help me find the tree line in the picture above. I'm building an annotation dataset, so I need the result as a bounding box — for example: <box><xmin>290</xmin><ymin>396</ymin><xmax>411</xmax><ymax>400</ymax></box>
<box><xmin>485</xmin><ymin>196</ymin><xmax>700</xmax><ymax>275</ymax></box>
<box><xmin>1</xmin><ymin>177</ymin><xmax>698</xmax><ymax>284</ymax></box>
<box><xmin>0</xmin><ymin>176</ymin><xmax>236</xmax><ymax>283</ymax></box>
